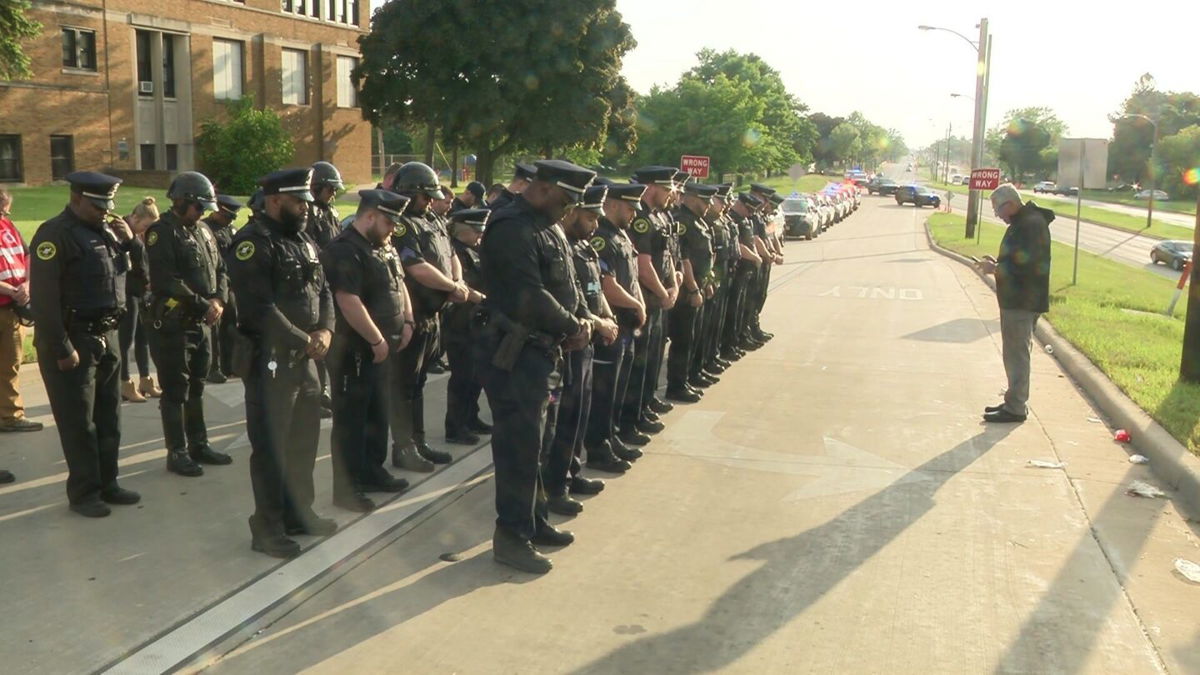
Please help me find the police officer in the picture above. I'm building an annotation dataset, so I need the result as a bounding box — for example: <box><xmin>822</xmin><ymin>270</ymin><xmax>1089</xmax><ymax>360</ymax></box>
<box><xmin>666</xmin><ymin>182</ymin><xmax>717</xmax><ymax>402</ymax></box>
<box><xmin>30</xmin><ymin>171</ymin><xmax>141</xmax><ymax>517</ymax></box>
<box><xmin>543</xmin><ymin>185</ymin><xmax>619</xmax><ymax>516</ymax></box>
<box><xmin>227</xmin><ymin>168</ymin><xmax>337</xmax><ymax>558</ymax></box>
<box><xmin>321</xmin><ymin>189</ymin><xmax>415</xmax><ymax>513</ymax></box>
<box><xmin>619</xmin><ymin>166</ymin><xmax>678</xmax><ymax>448</ymax></box>
<box><xmin>387</xmin><ymin>162</ymin><xmax>469</xmax><ymax>472</ymax></box>
<box><xmin>145</xmin><ymin>171</ymin><xmax>231</xmax><ymax>478</ymax></box>
<box><xmin>486</xmin><ymin>162</ymin><xmax>537</xmax><ymax>212</ymax></box>
<box><xmin>478</xmin><ymin>159</ymin><xmax>596</xmax><ymax>574</ymax></box>
<box><xmin>203</xmin><ymin>194</ymin><xmax>244</xmax><ymax>383</ymax></box>
<box><xmin>451</xmin><ymin>181</ymin><xmax>486</xmax><ymax>213</ymax></box>
<box><xmin>747</xmin><ymin>184</ymin><xmax>779</xmax><ymax>345</ymax></box>
<box><xmin>308</xmin><ymin>162</ymin><xmax>345</xmax><ymax>417</ymax></box>
<box><xmin>443</xmin><ymin>208</ymin><xmax>491</xmax><ymax>445</ymax></box>
<box><xmin>696</xmin><ymin>184</ymin><xmax>735</xmax><ymax>377</ymax></box>
<box><xmin>724</xmin><ymin>193</ymin><xmax>765</xmax><ymax>356</ymax></box>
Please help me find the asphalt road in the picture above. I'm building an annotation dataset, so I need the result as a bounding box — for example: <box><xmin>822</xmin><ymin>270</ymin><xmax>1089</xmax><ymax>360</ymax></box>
<box><xmin>1030</xmin><ymin>190</ymin><xmax>1195</xmax><ymax>230</ymax></box>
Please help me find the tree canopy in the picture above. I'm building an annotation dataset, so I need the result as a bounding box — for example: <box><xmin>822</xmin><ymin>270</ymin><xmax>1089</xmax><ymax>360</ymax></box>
<box><xmin>986</xmin><ymin>107</ymin><xmax>1067</xmax><ymax>182</ymax></box>
<box><xmin>0</xmin><ymin>0</ymin><xmax>42</xmax><ymax>80</ymax></box>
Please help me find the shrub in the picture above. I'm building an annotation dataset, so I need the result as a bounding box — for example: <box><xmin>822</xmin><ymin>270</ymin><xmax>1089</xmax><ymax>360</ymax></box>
<box><xmin>196</xmin><ymin>97</ymin><xmax>294</xmax><ymax>194</ymax></box>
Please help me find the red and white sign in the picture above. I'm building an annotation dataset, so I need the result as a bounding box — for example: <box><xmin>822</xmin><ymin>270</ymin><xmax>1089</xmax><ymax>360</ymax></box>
<box><xmin>680</xmin><ymin>155</ymin><xmax>711</xmax><ymax>179</ymax></box>
<box><xmin>970</xmin><ymin>168</ymin><xmax>1001</xmax><ymax>190</ymax></box>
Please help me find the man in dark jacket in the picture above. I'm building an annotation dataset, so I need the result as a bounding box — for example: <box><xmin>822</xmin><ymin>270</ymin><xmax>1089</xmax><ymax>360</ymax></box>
<box><xmin>976</xmin><ymin>184</ymin><xmax>1052</xmax><ymax>423</ymax></box>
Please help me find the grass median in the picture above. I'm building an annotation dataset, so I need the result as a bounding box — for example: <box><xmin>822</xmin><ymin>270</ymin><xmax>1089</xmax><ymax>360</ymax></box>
<box><xmin>927</xmin><ymin>211</ymin><xmax>1200</xmax><ymax>456</ymax></box>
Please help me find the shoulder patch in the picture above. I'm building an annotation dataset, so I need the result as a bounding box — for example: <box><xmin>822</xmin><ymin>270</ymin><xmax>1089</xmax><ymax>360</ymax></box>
<box><xmin>590</xmin><ymin>236</ymin><xmax>606</xmax><ymax>252</ymax></box>
<box><xmin>35</xmin><ymin>241</ymin><xmax>57</xmax><ymax>261</ymax></box>
<box><xmin>146</xmin><ymin>230</ymin><xmax>159</xmax><ymax>247</ymax></box>
<box><xmin>234</xmin><ymin>240</ymin><xmax>256</xmax><ymax>261</ymax></box>
<box><xmin>677</xmin><ymin>221</ymin><xmax>687</xmax><ymax>235</ymax></box>
<box><xmin>632</xmin><ymin>218</ymin><xmax>651</xmax><ymax>234</ymax></box>
<box><xmin>395</xmin><ymin>223</ymin><xmax>407</xmax><ymax>238</ymax></box>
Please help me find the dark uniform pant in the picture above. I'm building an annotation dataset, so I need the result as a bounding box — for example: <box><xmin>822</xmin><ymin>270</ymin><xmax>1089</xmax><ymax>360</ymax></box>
<box><xmin>542</xmin><ymin>344</ymin><xmax>593</xmax><ymax>497</ymax></box>
<box><xmin>390</xmin><ymin>320</ymin><xmax>440</xmax><ymax>449</ymax></box>
<box><xmin>622</xmin><ymin>307</ymin><xmax>661</xmax><ymax>429</ymax></box>
<box><xmin>693</xmin><ymin>287</ymin><xmax>723</xmax><ymax>377</ymax></box>
<box><xmin>479</xmin><ymin>343</ymin><xmax>559</xmax><ymax>540</ymax></box>
<box><xmin>752</xmin><ymin>262</ymin><xmax>772</xmax><ymax>331</ymax></box>
<box><xmin>147</xmin><ymin>324</ymin><xmax>211</xmax><ymax>452</ymax></box>
<box><xmin>728</xmin><ymin>264</ymin><xmax>756</xmax><ymax>347</ymax></box>
<box><xmin>444</xmin><ymin>337</ymin><xmax>483</xmax><ymax>436</ymax></box>
<box><xmin>245</xmin><ymin>352</ymin><xmax>321</xmax><ymax>531</ymax></box>
<box><xmin>643</xmin><ymin>303</ymin><xmax>669</xmax><ymax>409</ymax></box>
<box><xmin>586</xmin><ymin>331</ymin><xmax>633</xmax><ymax>451</ymax></box>
<box><xmin>210</xmin><ymin>294</ymin><xmax>239</xmax><ymax>376</ymax></box>
<box><xmin>667</xmin><ymin>301</ymin><xmax>700</xmax><ymax>390</ymax></box>
<box><xmin>38</xmin><ymin>329</ymin><xmax>122</xmax><ymax>505</ymax></box>
<box><xmin>329</xmin><ymin>336</ymin><xmax>388</xmax><ymax>498</ymax></box>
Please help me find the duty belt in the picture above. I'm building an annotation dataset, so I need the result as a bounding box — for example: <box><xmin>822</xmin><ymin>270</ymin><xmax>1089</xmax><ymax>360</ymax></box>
<box><xmin>67</xmin><ymin>312</ymin><xmax>122</xmax><ymax>334</ymax></box>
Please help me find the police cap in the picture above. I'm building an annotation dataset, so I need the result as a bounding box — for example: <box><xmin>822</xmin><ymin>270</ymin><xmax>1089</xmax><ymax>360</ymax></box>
<box><xmin>674</xmin><ymin>170</ymin><xmax>691</xmax><ymax>187</ymax></box>
<box><xmin>715</xmin><ymin>184</ymin><xmax>734</xmax><ymax>199</ymax></box>
<box><xmin>248</xmin><ymin>189</ymin><xmax>265</xmax><ymax>215</ymax></box>
<box><xmin>357</xmin><ymin>189</ymin><xmax>410</xmax><ymax>224</ymax></box>
<box><xmin>514</xmin><ymin>163</ymin><xmax>538</xmax><ymax>182</ymax></box>
<box><xmin>533</xmin><ymin>160</ymin><xmax>596</xmax><ymax>203</ymax></box>
<box><xmin>768</xmin><ymin>193</ymin><xmax>785</xmax><ymax>205</ymax></box>
<box><xmin>684</xmin><ymin>183</ymin><xmax>718</xmax><ymax>201</ymax></box>
<box><xmin>631</xmin><ymin>166</ymin><xmax>677</xmax><ymax>187</ymax></box>
<box><xmin>465</xmin><ymin>181</ymin><xmax>486</xmax><ymax>200</ymax></box>
<box><xmin>448</xmin><ymin>207</ymin><xmax>491</xmax><ymax>230</ymax></box>
<box><xmin>216</xmin><ymin>194</ymin><xmax>244</xmax><ymax>216</ymax></box>
<box><xmin>595</xmin><ymin>177</ymin><xmax>647</xmax><ymax>203</ymax></box>
<box><xmin>66</xmin><ymin>171</ymin><xmax>122</xmax><ymax>211</ymax></box>
<box><xmin>258</xmin><ymin>169</ymin><xmax>315</xmax><ymax>202</ymax></box>
<box><xmin>579</xmin><ymin>185</ymin><xmax>608</xmax><ymax>212</ymax></box>
<box><xmin>750</xmin><ymin>183</ymin><xmax>777</xmax><ymax>196</ymax></box>
<box><xmin>738</xmin><ymin>192</ymin><xmax>764</xmax><ymax>207</ymax></box>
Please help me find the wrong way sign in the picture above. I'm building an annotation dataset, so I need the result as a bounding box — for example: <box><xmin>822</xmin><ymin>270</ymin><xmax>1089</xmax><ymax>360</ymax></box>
<box><xmin>680</xmin><ymin>155</ymin><xmax>710</xmax><ymax>179</ymax></box>
<box><xmin>970</xmin><ymin>168</ymin><xmax>1001</xmax><ymax>190</ymax></box>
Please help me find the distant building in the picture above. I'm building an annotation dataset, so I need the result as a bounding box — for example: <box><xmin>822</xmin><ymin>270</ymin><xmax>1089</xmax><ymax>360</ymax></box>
<box><xmin>0</xmin><ymin>0</ymin><xmax>370</xmax><ymax>187</ymax></box>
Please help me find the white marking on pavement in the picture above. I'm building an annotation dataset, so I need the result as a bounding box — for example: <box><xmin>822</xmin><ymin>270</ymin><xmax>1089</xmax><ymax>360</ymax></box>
<box><xmin>818</xmin><ymin>286</ymin><xmax>924</xmax><ymax>300</ymax></box>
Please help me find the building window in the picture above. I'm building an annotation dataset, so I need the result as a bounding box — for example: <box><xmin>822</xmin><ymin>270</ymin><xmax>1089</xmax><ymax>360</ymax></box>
<box><xmin>50</xmin><ymin>136</ymin><xmax>74</xmax><ymax>180</ymax></box>
<box><xmin>140</xmin><ymin>144</ymin><xmax>156</xmax><ymax>170</ymax></box>
<box><xmin>282</xmin><ymin>0</ymin><xmax>319</xmax><ymax>18</ymax></box>
<box><xmin>336</xmin><ymin>56</ymin><xmax>357</xmax><ymax>108</ymax></box>
<box><xmin>162</xmin><ymin>33</ymin><xmax>177</xmax><ymax>98</ymax></box>
<box><xmin>281</xmin><ymin>48</ymin><xmax>308</xmax><ymax>105</ymax></box>
<box><xmin>0</xmin><ymin>136</ymin><xmax>22</xmax><ymax>182</ymax></box>
<box><xmin>325</xmin><ymin>0</ymin><xmax>358</xmax><ymax>24</ymax></box>
<box><xmin>61</xmin><ymin>27</ymin><xmax>97</xmax><ymax>71</ymax></box>
<box><xmin>165</xmin><ymin>144</ymin><xmax>178</xmax><ymax>171</ymax></box>
<box><xmin>213</xmin><ymin>39</ymin><xmax>243</xmax><ymax>101</ymax></box>
<box><xmin>136</xmin><ymin>30</ymin><xmax>153</xmax><ymax>96</ymax></box>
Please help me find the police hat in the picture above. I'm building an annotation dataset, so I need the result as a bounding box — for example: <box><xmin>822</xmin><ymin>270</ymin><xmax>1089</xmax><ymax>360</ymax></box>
<box><xmin>533</xmin><ymin>160</ymin><xmax>596</xmax><ymax>203</ymax></box>
<box><xmin>683</xmin><ymin>183</ymin><xmax>718</xmax><ymax>201</ymax></box>
<box><xmin>259</xmin><ymin>169</ymin><xmax>315</xmax><ymax>202</ymax></box>
<box><xmin>514</xmin><ymin>163</ymin><xmax>538</xmax><ymax>182</ymax></box>
<box><xmin>768</xmin><ymin>193</ymin><xmax>785</xmax><ymax>205</ymax></box>
<box><xmin>248</xmin><ymin>189</ymin><xmax>265</xmax><ymax>215</ymax></box>
<box><xmin>448</xmin><ymin>207</ymin><xmax>491</xmax><ymax>230</ymax></box>
<box><xmin>674</xmin><ymin>170</ymin><xmax>691</xmax><ymax>187</ymax></box>
<box><xmin>595</xmin><ymin>177</ymin><xmax>647</xmax><ymax>203</ymax></box>
<box><xmin>67</xmin><ymin>171</ymin><xmax>122</xmax><ymax>211</ymax></box>
<box><xmin>750</xmin><ymin>183</ymin><xmax>777</xmax><ymax>196</ymax></box>
<box><xmin>579</xmin><ymin>185</ymin><xmax>608</xmax><ymax>212</ymax></box>
<box><xmin>465</xmin><ymin>181</ymin><xmax>486</xmax><ymax>200</ymax></box>
<box><xmin>631</xmin><ymin>166</ymin><xmax>677</xmax><ymax>187</ymax></box>
<box><xmin>738</xmin><ymin>192</ymin><xmax>764</xmax><ymax>207</ymax></box>
<box><xmin>216</xmin><ymin>194</ymin><xmax>244</xmax><ymax>216</ymax></box>
<box><xmin>358</xmin><ymin>189</ymin><xmax>410</xmax><ymax>224</ymax></box>
<box><xmin>715</xmin><ymin>184</ymin><xmax>734</xmax><ymax>199</ymax></box>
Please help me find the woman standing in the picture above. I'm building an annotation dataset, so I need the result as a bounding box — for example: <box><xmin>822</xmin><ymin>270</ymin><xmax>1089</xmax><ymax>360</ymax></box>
<box><xmin>119</xmin><ymin>197</ymin><xmax>163</xmax><ymax>402</ymax></box>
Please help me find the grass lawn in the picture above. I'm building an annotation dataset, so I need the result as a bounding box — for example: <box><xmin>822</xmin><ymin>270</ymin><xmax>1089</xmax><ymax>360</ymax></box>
<box><xmin>927</xmin><ymin>180</ymin><xmax>1194</xmax><ymax>240</ymax></box>
<box><xmin>927</xmin><ymin>211</ymin><xmax>1200</xmax><ymax>456</ymax></box>
<box><xmin>1080</xmin><ymin>189</ymin><xmax>1196</xmax><ymax>216</ymax></box>
<box><xmin>758</xmin><ymin>173</ymin><xmax>845</xmax><ymax>195</ymax></box>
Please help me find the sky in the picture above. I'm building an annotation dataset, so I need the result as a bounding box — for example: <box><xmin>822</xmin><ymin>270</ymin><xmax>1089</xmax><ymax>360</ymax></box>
<box><xmin>369</xmin><ymin>0</ymin><xmax>1200</xmax><ymax>151</ymax></box>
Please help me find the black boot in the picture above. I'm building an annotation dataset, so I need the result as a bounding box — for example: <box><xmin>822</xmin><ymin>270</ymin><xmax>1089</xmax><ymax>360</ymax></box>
<box><xmin>636</xmin><ymin>418</ymin><xmax>665</xmax><ymax>434</ymax></box>
<box><xmin>190</xmin><ymin>443</ymin><xmax>233</xmax><ymax>466</ymax></box>
<box><xmin>445</xmin><ymin>429</ymin><xmax>481</xmax><ymax>445</ymax></box>
<box><xmin>285</xmin><ymin>510</ymin><xmax>338</xmax><ymax>536</ymax></box>
<box><xmin>618</xmin><ymin>427</ymin><xmax>652</xmax><ymax>446</ymax></box>
<box><xmin>531</xmin><ymin>522</ymin><xmax>575</xmax><ymax>547</ymax></box>
<box><xmin>100</xmin><ymin>484</ymin><xmax>141</xmax><ymax>505</ymax></box>
<box><xmin>333</xmin><ymin>491</ymin><xmax>376</xmax><ymax>513</ymax></box>
<box><xmin>167</xmin><ymin>449</ymin><xmax>204</xmax><ymax>477</ymax></box>
<box><xmin>611</xmin><ymin>437</ymin><xmax>643</xmax><ymax>461</ymax></box>
<box><xmin>570</xmin><ymin>475</ymin><xmax>606</xmax><ymax>495</ymax></box>
<box><xmin>185</xmin><ymin>397</ymin><xmax>231</xmax><ymax>464</ymax></box>
<box><xmin>392</xmin><ymin>443</ymin><xmax>435</xmax><ymax>472</ymax></box>
<box><xmin>665</xmin><ymin>388</ymin><xmax>701</xmax><ymax>403</ymax></box>
<box><xmin>648</xmin><ymin>398</ymin><xmax>674</xmax><ymax>414</ymax></box>
<box><xmin>546</xmin><ymin>493</ymin><xmax>583</xmax><ymax>516</ymax></box>
<box><xmin>586</xmin><ymin>442</ymin><xmax>632</xmax><ymax>474</ymax></box>
<box><xmin>493</xmin><ymin>527</ymin><xmax>552</xmax><ymax>574</ymax></box>
<box><xmin>249</xmin><ymin>516</ymin><xmax>300</xmax><ymax>558</ymax></box>
<box><xmin>359</xmin><ymin>466</ymin><xmax>410</xmax><ymax>493</ymax></box>
<box><xmin>416</xmin><ymin>440</ymin><xmax>452</xmax><ymax>464</ymax></box>
<box><xmin>467</xmin><ymin>417</ymin><xmax>493</xmax><ymax>434</ymax></box>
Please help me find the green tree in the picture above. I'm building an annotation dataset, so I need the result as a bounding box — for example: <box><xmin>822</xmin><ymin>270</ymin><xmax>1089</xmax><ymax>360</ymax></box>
<box><xmin>1108</xmin><ymin>75</ymin><xmax>1200</xmax><ymax>186</ymax></box>
<box><xmin>357</xmin><ymin>0</ymin><xmax>635</xmax><ymax>186</ymax></box>
<box><xmin>808</xmin><ymin>112</ymin><xmax>845</xmax><ymax>169</ymax></box>
<box><xmin>828</xmin><ymin>122</ymin><xmax>861</xmax><ymax>167</ymax></box>
<box><xmin>0</xmin><ymin>0</ymin><xmax>42</xmax><ymax>80</ymax></box>
<box><xmin>986</xmin><ymin>107</ymin><xmax>1066</xmax><ymax>183</ymax></box>
<box><xmin>1156</xmin><ymin>124</ymin><xmax>1200</xmax><ymax>199</ymax></box>
<box><xmin>196</xmin><ymin>97</ymin><xmax>295</xmax><ymax>194</ymax></box>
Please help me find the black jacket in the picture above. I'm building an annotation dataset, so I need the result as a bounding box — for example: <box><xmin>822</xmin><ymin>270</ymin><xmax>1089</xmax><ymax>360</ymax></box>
<box><xmin>996</xmin><ymin>201</ymin><xmax>1053</xmax><ymax>313</ymax></box>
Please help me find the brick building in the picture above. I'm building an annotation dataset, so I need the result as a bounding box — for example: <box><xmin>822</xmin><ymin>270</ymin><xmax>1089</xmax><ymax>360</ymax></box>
<box><xmin>0</xmin><ymin>0</ymin><xmax>371</xmax><ymax>187</ymax></box>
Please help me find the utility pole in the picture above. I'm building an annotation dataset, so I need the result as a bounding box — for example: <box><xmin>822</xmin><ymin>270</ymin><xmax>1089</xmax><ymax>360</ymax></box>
<box><xmin>1180</xmin><ymin>191</ymin><xmax>1200</xmax><ymax>381</ymax></box>
<box><xmin>964</xmin><ymin>18</ymin><xmax>990</xmax><ymax>239</ymax></box>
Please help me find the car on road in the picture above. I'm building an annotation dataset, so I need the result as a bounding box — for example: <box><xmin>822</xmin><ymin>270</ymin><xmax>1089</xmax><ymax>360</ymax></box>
<box><xmin>895</xmin><ymin>185</ymin><xmax>941</xmax><ymax>208</ymax></box>
<box><xmin>1053</xmin><ymin>185</ymin><xmax>1079</xmax><ymax>196</ymax></box>
<box><xmin>1033</xmin><ymin>181</ymin><xmax>1056</xmax><ymax>194</ymax></box>
<box><xmin>1150</xmin><ymin>240</ymin><xmax>1193</xmax><ymax>270</ymax></box>
<box><xmin>1134</xmin><ymin>189</ymin><xmax>1170</xmax><ymax>201</ymax></box>
<box><xmin>867</xmin><ymin>177</ymin><xmax>899</xmax><ymax>196</ymax></box>
<box><xmin>781</xmin><ymin>197</ymin><xmax>820</xmax><ymax>240</ymax></box>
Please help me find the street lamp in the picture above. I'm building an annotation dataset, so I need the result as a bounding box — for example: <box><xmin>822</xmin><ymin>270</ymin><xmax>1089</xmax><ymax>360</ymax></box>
<box><xmin>1117</xmin><ymin>112</ymin><xmax>1159</xmax><ymax>231</ymax></box>
<box><xmin>950</xmin><ymin>92</ymin><xmax>974</xmax><ymax>102</ymax></box>
<box><xmin>920</xmin><ymin>20</ymin><xmax>991</xmax><ymax>238</ymax></box>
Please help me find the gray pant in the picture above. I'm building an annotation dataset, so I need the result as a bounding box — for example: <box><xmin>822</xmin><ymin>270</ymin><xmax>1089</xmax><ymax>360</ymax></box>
<box><xmin>1000</xmin><ymin>309</ymin><xmax>1039</xmax><ymax>416</ymax></box>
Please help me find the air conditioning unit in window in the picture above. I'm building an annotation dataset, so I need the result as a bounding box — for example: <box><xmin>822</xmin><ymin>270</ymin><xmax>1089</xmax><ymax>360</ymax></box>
<box><xmin>139</xmin><ymin>81</ymin><xmax>154</xmax><ymax>94</ymax></box>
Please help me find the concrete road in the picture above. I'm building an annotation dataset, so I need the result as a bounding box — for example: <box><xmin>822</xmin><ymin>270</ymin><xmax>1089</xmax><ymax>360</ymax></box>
<box><xmin>109</xmin><ymin>199</ymin><xmax>1197</xmax><ymax>674</ymax></box>
<box><xmin>1029</xmin><ymin>191</ymin><xmax>1195</xmax><ymax>230</ymax></box>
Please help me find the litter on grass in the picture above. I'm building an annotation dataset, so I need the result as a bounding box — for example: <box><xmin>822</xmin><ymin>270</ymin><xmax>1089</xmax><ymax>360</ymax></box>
<box><xmin>1114</xmin><ymin>429</ymin><xmax>1132</xmax><ymax>443</ymax></box>
<box><xmin>1126</xmin><ymin>481</ymin><xmax>1166</xmax><ymax>498</ymax></box>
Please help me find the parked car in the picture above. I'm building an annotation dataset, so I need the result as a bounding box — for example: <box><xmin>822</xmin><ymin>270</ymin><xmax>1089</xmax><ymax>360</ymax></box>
<box><xmin>1134</xmin><ymin>189</ymin><xmax>1170</xmax><ymax>201</ymax></box>
<box><xmin>895</xmin><ymin>185</ymin><xmax>942</xmax><ymax>208</ymax></box>
<box><xmin>1150</xmin><ymin>240</ymin><xmax>1193</xmax><ymax>270</ymax></box>
<box><xmin>781</xmin><ymin>197</ymin><xmax>820</xmax><ymax>240</ymax></box>
<box><xmin>1033</xmin><ymin>181</ymin><xmax>1056</xmax><ymax>194</ymax></box>
<box><xmin>1053</xmin><ymin>185</ymin><xmax>1079</xmax><ymax>196</ymax></box>
<box><xmin>867</xmin><ymin>177</ymin><xmax>899</xmax><ymax>196</ymax></box>
<box><xmin>815</xmin><ymin>194</ymin><xmax>836</xmax><ymax>227</ymax></box>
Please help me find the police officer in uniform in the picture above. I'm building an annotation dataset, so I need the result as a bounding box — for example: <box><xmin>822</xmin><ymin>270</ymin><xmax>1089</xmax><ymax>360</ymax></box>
<box><xmin>696</xmin><ymin>184</ymin><xmax>735</xmax><ymax>376</ymax></box>
<box><xmin>666</xmin><ymin>182</ymin><xmax>717</xmax><ymax>402</ymax></box>
<box><xmin>723</xmin><ymin>193</ymin><xmax>765</xmax><ymax>358</ymax></box>
<box><xmin>486</xmin><ymin>162</ymin><xmax>537</xmax><ymax>212</ymax></box>
<box><xmin>747</xmin><ymin>184</ymin><xmax>778</xmax><ymax>345</ymax></box>
<box><xmin>321</xmin><ymin>189</ymin><xmax>415</xmax><ymax>513</ymax></box>
<box><xmin>203</xmin><ymin>194</ymin><xmax>244</xmax><ymax>383</ymax></box>
<box><xmin>451</xmin><ymin>181</ymin><xmax>486</xmax><ymax>213</ymax></box>
<box><xmin>543</xmin><ymin>185</ymin><xmax>619</xmax><ymax>516</ymax></box>
<box><xmin>443</xmin><ymin>208</ymin><xmax>491</xmax><ymax>445</ymax></box>
<box><xmin>227</xmin><ymin>169</ymin><xmax>337</xmax><ymax>558</ymax></box>
<box><xmin>478</xmin><ymin>159</ymin><xmax>596</xmax><ymax>574</ymax></box>
<box><xmin>30</xmin><ymin>172</ymin><xmax>141</xmax><ymax>517</ymax></box>
<box><xmin>307</xmin><ymin>162</ymin><xmax>345</xmax><ymax>416</ymax></box>
<box><xmin>387</xmin><ymin>162</ymin><xmax>470</xmax><ymax>472</ymax></box>
<box><xmin>145</xmin><ymin>171</ymin><xmax>231</xmax><ymax>478</ymax></box>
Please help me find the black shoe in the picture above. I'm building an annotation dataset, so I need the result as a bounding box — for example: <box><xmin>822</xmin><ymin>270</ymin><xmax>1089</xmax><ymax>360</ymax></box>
<box><xmin>618</xmin><ymin>428</ymin><xmax>651</xmax><ymax>446</ymax></box>
<box><xmin>493</xmin><ymin>528</ymin><xmax>552</xmax><ymax>574</ymax></box>
<box><xmin>636</xmin><ymin>418</ymin><xmax>664</xmax><ymax>434</ymax></box>
<box><xmin>546</xmin><ymin>494</ymin><xmax>583</xmax><ymax>516</ymax></box>
<box><xmin>531</xmin><ymin>523</ymin><xmax>575</xmax><ymax>547</ymax></box>
<box><xmin>720</xmin><ymin>350</ymin><xmax>741</xmax><ymax>362</ymax></box>
<box><xmin>319</xmin><ymin>406</ymin><xmax>333</xmax><ymax>419</ymax></box>
<box><xmin>587</xmin><ymin>454</ymin><xmax>631</xmax><ymax>474</ymax></box>
<box><xmin>713</xmin><ymin>357</ymin><xmax>732</xmax><ymax>369</ymax></box>
<box><xmin>738</xmin><ymin>339</ymin><xmax>763</xmax><ymax>351</ymax></box>
<box><xmin>416</xmin><ymin>441</ymin><xmax>452</xmax><ymax>464</ymax></box>
<box><xmin>688</xmin><ymin>377</ymin><xmax>712</xmax><ymax>390</ymax></box>
<box><xmin>707</xmin><ymin>362</ymin><xmax>727</xmax><ymax>374</ymax></box>
<box><xmin>333</xmin><ymin>492</ymin><xmax>376</xmax><ymax>513</ymax></box>
<box><xmin>612</xmin><ymin>440</ymin><xmax>643</xmax><ymax>462</ymax></box>
<box><xmin>701</xmin><ymin>371</ymin><xmax>721</xmax><ymax>383</ymax></box>
<box><xmin>427</xmin><ymin>360</ymin><xmax>447</xmax><ymax>374</ymax></box>
<box><xmin>0</xmin><ymin>469</ymin><xmax>13</xmax><ymax>484</ymax></box>
<box><xmin>643</xmin><ymin>409</ymin><xmax>661</xmax><ymax>423</ymax></box>
<box><xmin>206</xmin><ymin>369</ymin><xmax>228</xmax><ymax>384</ymax></box>
<box><xmin>984</xmin><ymin>403</ymin><xmax>1005</xmax><ymax>414</ymax></box>
<box><xmin>467</xmin><ymin>417</ymin><xmax>493</xmax><ymax>434</ymax></box>
<box><xmin>648</xmin><ymin>398</ymin><xmax>674</xmax><ymax>415</ymax></box>
<box><xmin>445</xmin><ymin>430</ymin><xmax>481</xmax><ymax>446</ymax></box>
<box><xmin>251</xmin><ymin>534</ymin><xmax>301</xmax><ymax>558</ymax></box>
<box><xmin>665</xmin><ymin>388</ymin><xmax>701</xmax><ymax>403</ymax></box>
<box><xmin>285</xmin><ymin>512</ymin><xmax>338</xmax><ymax>536</ymax></box>
<box><xmin>755</xmin><ymin>332</ymin><xmax>774</xmax><ymax>341</ymax></box>
<box><xmin>320</xmin><ymin>392</ymin><xmax>333</xmax><ymax>409</ymax></box>
<box><xmin>983</xmin><ymin>409</ymin><xmax>1026</xmax><ymax>424</ymax></box>
<box><xmin>359</xmin><ymin>469</ymin><xmax>409</xmax><ymax>493</ymax></box>
<box><xmin>569</xmin><ymin>475</ymin><xmax>606</xmax><ymax>495</ymax></box>
<box><xmin>189</xmin><ymin>444</ymin><xmax>233</xmax><ymax>466</ymax></box>
<box><xmin>100</xmin><ymin>486</ymin><xmax>141</xmax><ymax>505</ymax></box>
<box><xmin>392</xmin><ymin>444</ymin><xmax>435</xmax><ymax>472</ymax></box>
<box><xmin>70</xmin><ymin>500</ymin><xmax>111</xmax><ymax>518</ymax></box>
<box><xmin>167</xmin><ymin>450</ymin><xmax>204</xmax><ymax>477</ymax></box>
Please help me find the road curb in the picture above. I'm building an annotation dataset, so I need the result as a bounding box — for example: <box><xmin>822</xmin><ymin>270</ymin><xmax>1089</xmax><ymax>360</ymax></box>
<box><xmin>923</xmin><ymin>219</ymin><xmax>1200</xmax><ymax>517</ymax></box>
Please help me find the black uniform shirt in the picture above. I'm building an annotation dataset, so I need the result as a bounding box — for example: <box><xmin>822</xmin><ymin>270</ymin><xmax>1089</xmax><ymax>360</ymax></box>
<box><xmin>306</xmin><ymin>201</ymin><xmax>341</xmax><ymax>249</ymax></box>
<box><xmin>226</xmin><ymin>215</ymin><xmax>333</xmax><ymax>352</ymax></box>
<box><xmin>675</xmin><ymin>206</ymin><xmax>714</xmax><ymax>283</ymax></box>
<box><xmin>146</xmin><ymin>210</ymin><xmax>228</xmax><ymax>315</ymax></box>
<box><xmin>393</xmin><ymin>212</ymin><xmax>455</xmax><ymax>320</ymax></box>
<box><xmin>321</xmin><ymin>226</ymin><xmax>407</xmax><ymax>339</ymax></box>
<box><xmin>570</xmin><ymin>237</ymin><xmax>603</xmax><ymax>315</ymax></box>
<box><xmin>202</xmin><ymin>215</ymin><xmax>236</xmax><ymax>256</ymax></box>
<box><xmin>592</xmin><ymin>219</ymin><xmax>640</xmax><ymax>329</ymax></box>
<box><xmin>628</xmin><ymin>203</ymin><xmax>674</xmax><ymax>287</ymax></box>
<box><xmin>480</xmin><ymin>196</ymin><xmax>584</xmax><ymax>338</ymax></box>
<box><xmin>443</xmin><ymin>237</ymin><xmax>485</xmax><ymax>344</ymax></box>
<box><xmin>125</xmin><ymin>234</ymin><xmax>149</xmax><ymax>299</ymax></box>
<box><xmin>29</xmin><ymin>207</ymin><xmax>130</xmax><ymax>359</ymax></box>
<box><xmin>487</xmin><ymin>189</ymin><xmax>516</xmax><ymax>212</ymax></box>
